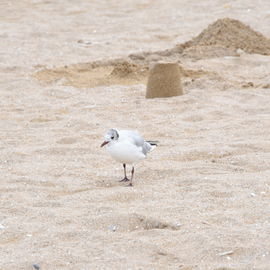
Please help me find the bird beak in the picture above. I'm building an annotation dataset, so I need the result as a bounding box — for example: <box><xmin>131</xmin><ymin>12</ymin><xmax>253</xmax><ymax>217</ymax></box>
<box><xmin>100</xmin><ymin>141</ymin><xmax>109</xmax><ymax>147</ymax></box>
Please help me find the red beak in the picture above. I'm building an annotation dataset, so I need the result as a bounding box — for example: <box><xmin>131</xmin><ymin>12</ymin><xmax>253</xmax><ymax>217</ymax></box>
<box><xmin>100</xmin><ymin>141</ymin><xmax>109</xmax><ymax>147</ymax></box>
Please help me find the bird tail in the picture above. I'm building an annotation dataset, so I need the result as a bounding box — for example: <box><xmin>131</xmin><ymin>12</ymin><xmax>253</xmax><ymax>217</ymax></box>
<box><xmin>147</xmin><ymin>141</ymin><xmax>159</xmax><ymax>151</ymax></box>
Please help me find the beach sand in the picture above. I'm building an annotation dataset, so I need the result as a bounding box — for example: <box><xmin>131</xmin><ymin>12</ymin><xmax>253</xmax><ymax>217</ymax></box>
<box><xmin>1</xmin><ymin>1</ymin><xmax>270</xmax><ymax>269</ymax></box>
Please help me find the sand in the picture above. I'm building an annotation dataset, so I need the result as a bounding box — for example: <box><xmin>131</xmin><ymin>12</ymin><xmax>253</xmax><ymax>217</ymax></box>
<box><xmin>1</xmin><ymin>0</ymin><xmax>270</xmax><ymax>269</ymax></box>
<box><xmin>182</xmin><ymin>18</ymin><xmax>270</xmax><ymax>55</ymax></box>
<box><xmin>146</xmin><ymin>63</ymin><xmax>183</xmax><ymax>98</ymax></box>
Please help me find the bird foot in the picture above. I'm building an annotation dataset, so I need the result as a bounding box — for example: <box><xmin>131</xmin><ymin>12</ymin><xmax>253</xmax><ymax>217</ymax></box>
<box><xmin>119</xmin><ymin>177</ymin><xmax>130</xmax><ymax>182</ymax></box>
<box><xmin>125</xmin><ymin>182</ymin><xmax>133</xmax><ymax>187</ymax></box>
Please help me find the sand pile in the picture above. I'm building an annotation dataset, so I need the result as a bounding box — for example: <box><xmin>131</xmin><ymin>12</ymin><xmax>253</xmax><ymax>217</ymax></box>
<box><xmin>110</xmin><ymin>61</ymin><xmax>140</xmax><ymax>77</ymax></box>
<box><xmin>130</xmin><ymin>18</ymin><xmax>270</xmax><ymax>62</ymax></box>
<box><xmin>34</xmin><ymin>18</ymin><xmax>270</xmax><ymax>88</ymax></box>
<box><xmin>182</xmin><ymin>18</ymin><xmax>270</xmax><ymax>55</ymax></box>
<box><xmin>34</xmin><ymin>60</ymin><xmax>148</xmax><ymax>88</ymax></box>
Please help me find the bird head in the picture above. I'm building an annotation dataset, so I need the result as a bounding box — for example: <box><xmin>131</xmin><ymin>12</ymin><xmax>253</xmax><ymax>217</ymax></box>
<box><xmin>100</xmin><ymin>129</ymin><xmax>119</xmax><ymax>147</ymax></box>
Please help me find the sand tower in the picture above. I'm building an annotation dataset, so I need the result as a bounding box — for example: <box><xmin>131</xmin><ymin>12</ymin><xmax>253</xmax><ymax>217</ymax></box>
<box><xmin>146</xmin><ymin>62</ymin><xmax>183</xmax><ymax>98</ymax></box>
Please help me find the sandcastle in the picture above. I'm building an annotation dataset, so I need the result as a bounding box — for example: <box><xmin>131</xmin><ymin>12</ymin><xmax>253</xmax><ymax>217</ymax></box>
<box><xmin>146</xmin><ymin>62</ymin><xmax>183</xmax><ymax>98</ymax></box>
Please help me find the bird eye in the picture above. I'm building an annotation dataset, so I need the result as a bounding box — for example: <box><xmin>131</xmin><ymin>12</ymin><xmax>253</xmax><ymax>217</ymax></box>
<box><xmin>111</xmin><ymin>136</ymin><xmax>114</xmax><ymax>139</ymax></box>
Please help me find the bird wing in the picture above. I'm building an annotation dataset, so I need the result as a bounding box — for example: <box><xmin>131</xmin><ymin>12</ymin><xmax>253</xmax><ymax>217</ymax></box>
<box><xmin>118</xmin><ymin>130</ymin><xmax>152</xmax><ymax>155</ymax></box>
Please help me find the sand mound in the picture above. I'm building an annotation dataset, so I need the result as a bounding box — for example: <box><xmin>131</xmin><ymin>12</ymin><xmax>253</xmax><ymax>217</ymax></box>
<box><xmin>34</xmin><ymin>60</ymin><xmax>148</xmax><ymax>88</ymax></box>
<box><xmin>93</xmin><ymin>213</ymin><xmax>180</xmax><ymax>232</ymax></box>
<box><xmin>110</xmin><ymin>61</ymin><xmax>139</xmax><ymax>77</ymax></box>
<box><xmin>181</xmin><ymin>45</ymin><xmax>238</xmax><ymax>60</ymax></box>
<box><xmin>183</xmin><ymin>18</ymin><xmax>270</xmax><ymax>55</ymax></box>
<box><xmin>130</xmin><ymin>18</ymin><xmax>270</xmax><ymax>62</ymax></box>
<box><xmin>34</xmin><ymin>18</ymin><xmax>270</xmax><ymax>88</ymax></box>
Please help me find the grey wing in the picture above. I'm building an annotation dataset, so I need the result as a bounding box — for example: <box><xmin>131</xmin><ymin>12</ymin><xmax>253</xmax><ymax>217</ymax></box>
<box><xmin>132</xmin><ymin>136</ymin><xmax>152</xmax><ymax>155</ymax></box>
<box><xmin>141</xmin><ymin>141</ymin><xmax>152</xmax><ymax>155</ymax></box>
<box><xmin>119</xmin><ymin>130</ymin><xmax>151</xmax><ymax>155</ymax></box>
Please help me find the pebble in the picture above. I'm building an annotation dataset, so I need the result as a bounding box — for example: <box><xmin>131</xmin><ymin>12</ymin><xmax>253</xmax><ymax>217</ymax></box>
<box><xmin>33</xmin><ymin>264</ymin><xmax>40</xmax><ymax>270</ymax></box>
<box><xmin>108</xmin><ymin>225</ymin><xmax>117</xmax><ymax>232</ymax></box>
<box><xmin>218</xmin><ymin>250</ymin><xmax>234</xmax><ymax>256</ymax></box>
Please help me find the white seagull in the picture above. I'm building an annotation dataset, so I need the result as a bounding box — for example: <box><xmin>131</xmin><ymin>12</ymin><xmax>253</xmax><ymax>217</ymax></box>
<box><xmin>101</xmin><ymin>129</ymin><xmax>158</xmax><ymax>186</ymax></box>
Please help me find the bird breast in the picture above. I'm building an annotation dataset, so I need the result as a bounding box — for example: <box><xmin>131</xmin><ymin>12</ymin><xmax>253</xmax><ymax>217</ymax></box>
<box><xmin>107</xmin><ymin>141</ymin><xmax>146</xmax><ymax>164</ymax></box>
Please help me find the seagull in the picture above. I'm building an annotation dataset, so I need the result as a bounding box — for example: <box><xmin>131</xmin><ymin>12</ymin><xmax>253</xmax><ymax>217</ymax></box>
<box><xmin>100</xmin><ymin>129</ymin><xmax>158</xmax><ymax>186</ymax></box>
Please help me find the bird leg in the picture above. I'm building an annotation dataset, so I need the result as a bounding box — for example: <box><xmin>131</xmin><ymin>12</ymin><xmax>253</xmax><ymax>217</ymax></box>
<box><xmin>119</xmin><ymin>163</ymin><xmax>130</xmax><ymax>182</ymax></box>
<box><xmin>126</xmin><ymin>166</ymin><xmax>134</xmax><ymax>187</ymax></box>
